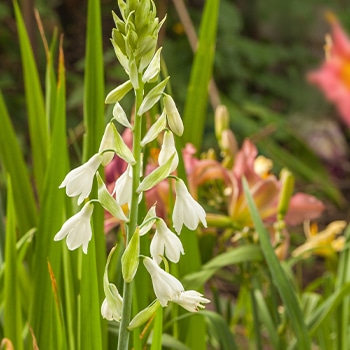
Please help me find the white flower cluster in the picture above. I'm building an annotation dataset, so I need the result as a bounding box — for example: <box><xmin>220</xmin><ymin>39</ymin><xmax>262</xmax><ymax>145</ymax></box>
<box><xmin>54</xmin><ymin>0</ymin><xmax>209</xmax><ymax>329</ymax></box>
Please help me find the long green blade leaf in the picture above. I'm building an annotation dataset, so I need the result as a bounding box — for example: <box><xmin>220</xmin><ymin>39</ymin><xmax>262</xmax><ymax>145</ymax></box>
<box><xmin>13</xmin><ymin>0</ymin><xmax>48</xmax><ymax>199</ymax></box>
<box><xmin>4</xmin><ymin>176</ymin><xmax>23</xmax><ymax>350</ymax></box>
<box><xmin>81</xmin><ymin>0</ymin><xmax>106</xmax><ymax>347</ymax></box>
<box><xmin>0</xmin><ymin>91</ymin><xmax>37</xmax><ymax>235</ymax></box>
<box><xmin>243</xmin><ymin>177</ymin><xmax>311</xmax><ymax>349</ymax></box>
<box><xmin>182</xmin><ymin>0</ymin><xmax>219</xmax><ymax>150</ymax></box>
<box><xmin>30</xmin><ymin>44</ymin><xmax>68</xmax><ymax>350</ymax></box>
<box><xmin>182</xmin><ymin>244</ymin><xmax>262</xmax><ymax>289</ymax></box>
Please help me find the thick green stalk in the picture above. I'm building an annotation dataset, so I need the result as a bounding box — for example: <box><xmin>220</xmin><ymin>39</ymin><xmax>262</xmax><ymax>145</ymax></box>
<box><xmin>118</xmin><ymin>76</ymin><xmax>144</xmax><ymax>350</ymax></box>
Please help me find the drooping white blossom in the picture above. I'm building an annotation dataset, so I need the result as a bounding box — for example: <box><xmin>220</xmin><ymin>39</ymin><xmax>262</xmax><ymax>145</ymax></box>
<box><xmin>143</xmin><ymin>257</ymin><xmax>184</xmax><ymax>307</ymax></box>
<box><xmin>173</xmin><ymin>290</ymin><xmax>210</xmax><ymax>312</ymax></box>
<box><xmin>158</xmin><ymin>130</ymin><xmax>178</xmax><ymax>173</ymax></box>
<box><xmin>102</xmin><ymin>247</ymin><xmax>123</xmax><ymax>322</ymax></box>
<box><xmin>54</xmin><ymin>202</ymin><xmax>94</xmax><ymax>254</ymax></box>
<box><xmin>101</xmin><ymin>295</ymin><xmax>122</xmax><ymax>322</ymax></box>
<box><xmin>114</xmin><ymin>165</ymin><xmax>133</xmax><ymax>207</ymax></box>
<box><xmin>59</xmin><ymin>153</ymin><xmax>103</xmax><ymax>205</ymax></box>
<box><xmin>99</xmin><ymin>123</ymin><xmax>116</xmax><ymax>166</ymax></box>
<box><xmin>173</xmin><ymin>179</ymin><xmax>207</xmax><ymax>234</ymax></box>
<box><xmin>143</xmin><ymin>257</ymin><xmax>210</xmax><ymax>312</ymax></box>
<box><xmin>139</xmin><ymin>205</ymin><xmax>157</xmax><ymax>236</ymax></box>
<box><xmin>150</xmin><ymin>219</ymin><xmax>184</xmax><ymax>264</ymax></box>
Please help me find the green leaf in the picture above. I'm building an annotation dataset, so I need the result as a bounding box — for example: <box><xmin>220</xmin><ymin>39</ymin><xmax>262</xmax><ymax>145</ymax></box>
<box><xmin>254</xmin><ymin>289</ymin><xmax>281</xmax><ymax>349</ymax></box>
<box><xmin>150</xmin><ymin>306</ymin><xmax>163</xmax><ymax>350</ymax></box>
<box><xmin>13</xmin><ymin>0</ymin><xmax>48</xmax><ymax>199</ymax></box>
<box><xmin>335</xmin><ymin>225</ymin><xmax>350</xmax><ymax>350</ymax></box>
<box><xmin>182</xmin><ymin>0</ymin><xmax>219</xmax><ymax>149</ymax></box>
<box><xmin>159</xmin><ymin>334</ymin><xmax>191</xmax><ymax>350</ymax></box>
<box><xmin>3</xmin><ymin>176</ymin><xmax>23</xmax><ymax>350</ymax></box>
<box><xmin>30</xmin><ymin>44</ymin><xmax>68</xmax><ymax>350</ymax></box>
<box><xmin>81</xmin><ymin>0</ymin><xmax>106</xmax><ymax>347</ymax></box>
<box><xmin>243</xmin><ymin>178</ymin><xmax>311</xmax><ymax>349</ymax></box>
<box><xmin>202</xmin><ymin>311</ymin><xmax>237</xmax><ymax>350</ymax></box>
<box><xmin>0</xmin><ymin>91</ymin><xmax>37</xmax><ymax>235</ymax></box>
<box><xmin>182</xmin><ymin>245</ymin><xmax>262</xmax><ymax>289</ymax></box>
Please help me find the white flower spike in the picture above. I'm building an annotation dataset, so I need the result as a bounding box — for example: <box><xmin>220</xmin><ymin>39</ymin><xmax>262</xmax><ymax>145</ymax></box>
<box><xmin>143</xmin><ymin>257</ymin><xmax>184</xmax><ymax>307</ymax></box>
<box><xmin>59</xmin><ymin>153</ymin><xmax>103</xmax><ymax>205</ymax></box>
<box><xmin>54</xmin><ymin>202</ymin><xmax>94</xmax><ymax>254</ymax></box>
<box><xmin>150</xmin><ymin>219</ymin><xmax>184</xmax><ymax>264</ymax></box>
<box><xmin>173</xmin><ymin>179</ymin><xmax>207</xmax><ymax>234</ymax></box>
<box><xmin>158</xmin><ymin>130</ymin><xmax>178</xmax><ymax>173</ymax></box>
<box><xmin>173</xmin><ymin>290</ymin><xmax>210</xmax><ymax>312</ymax></box>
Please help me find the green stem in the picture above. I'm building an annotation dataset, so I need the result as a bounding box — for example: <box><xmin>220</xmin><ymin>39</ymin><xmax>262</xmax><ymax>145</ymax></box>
<box><xmin>117</xmin><ymin>77</ymin><xmax>144</xmax><ymax>350</ymax></box>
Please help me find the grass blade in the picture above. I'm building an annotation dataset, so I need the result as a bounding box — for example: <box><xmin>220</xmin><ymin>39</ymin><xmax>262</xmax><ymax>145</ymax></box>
<box><xmin>182</xmin><ymin>244</ymin><xmax>262</xmax><ymax>289</ymax></box>
<box><xmin>182</xmin><ymin>0</ymin><xmax>219</xmax><ymax>150</ymax></box>
<box><xmin>30</xmin><ymin>42</ymin><xmax>68</xmax><ymax>350</ymax></box>
<box><xmin>13</xmin><ymin>0</ymin><xmax>48</xmax><ymax>199</ymax></box>
<box><xmin>3</xmin><ymin>176</ymin><xmax>23</xmax><ymax>350</ymax></box>
<box><xmin>243</xmin><ymin>177</ymin><xmax>311</xmax><ymax>349</ymax></box>
<box><xmin>80</xmin><ymin>0</ymin><xmax>106</xmax><ymax>347</ymax></box>
<box><xmin>0</xmin><ymin>91</ymin><xmax>37</xmax><ymax>235</ymax></box>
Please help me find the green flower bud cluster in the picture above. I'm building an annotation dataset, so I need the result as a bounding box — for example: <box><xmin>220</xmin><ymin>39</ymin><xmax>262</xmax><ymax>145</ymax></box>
<box><xmin>112</xmin><ymin>0</ymin><xmax>166</xmax><ymax>78</ymax></box>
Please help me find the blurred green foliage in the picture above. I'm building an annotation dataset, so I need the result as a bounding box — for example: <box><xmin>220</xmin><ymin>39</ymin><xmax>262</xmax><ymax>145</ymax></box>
<box><xmin>0</xmin><ymin>0</ymin><xmax>349</xmax><ymax>204</ymax></box>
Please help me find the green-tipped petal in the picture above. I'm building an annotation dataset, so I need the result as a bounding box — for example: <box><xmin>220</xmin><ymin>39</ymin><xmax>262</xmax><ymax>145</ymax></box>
<box><xmin>141</xmin><ymin>110</ymin><xmax>166</xmax><ymax>146</ymax></box>
<box><xmin>113</xmin><ymin>102</ymin><xmax>132</xmax><ymax>129</ymax></box>
<box><xmin>121</xmin><ymin>228</ymin><xmax>140</xmax><ymax>283</ymax></box>
<box><xmin>163</xmin><ymin>93</ymin><xmax>183</xmax><ymax>136</ymax></box>
<box><xmin>137</xmin><ymin>153</ymin><xmax>175</xmax><ymax>193</ymax></box>
<box><xmin>137</xmin><ymin>77</ymin><xmax>169</xmax><ymax>116</ymax></box>
<box><xmin>105</xmin><ymin>80</ymin><xmax>133</xmax><ymax>104</ymax></box>
<box><xmin>112</xmin><ymin>123</ymin><xmax>136</xmax><ymax>164</ymax></box>
<box><xmin>96</xmin><ymin>172</ymin><xmax>128</xmax><ymax>222</ymax></box>
<box><xmin>142</xmin><ymin>47</ymin><xmax>162</xmax><ymax>83</ymax></box>
<box><xmin>103</xmin><ymin>247</ymin><xmax>123</xmax><ymax>322</ymax></box>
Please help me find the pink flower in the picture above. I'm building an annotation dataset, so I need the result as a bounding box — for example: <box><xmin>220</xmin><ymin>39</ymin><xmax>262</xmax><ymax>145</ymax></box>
<box><xmin>308</xmin><ymin>14</ymin><xmax>350</xmax><ymax>126</ymax></box>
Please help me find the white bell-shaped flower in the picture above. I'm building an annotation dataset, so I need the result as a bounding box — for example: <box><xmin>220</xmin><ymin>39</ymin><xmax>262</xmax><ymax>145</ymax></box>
<box><xmin>150</xmin><ymin>219</ymin><xmax>184</xmax><ymax>264</ymax></box>
<box><xmin>158</xmin><ymin>130</ymin><xmax>178</xmax><ymax>173</ymax></box>
<box><xmin>99</xmin><ymin>123</ymin><xmax>115</xmax><ymax>166</ymax></box>
<box><xmin>173</xmin><ymin>290</ymin><xmax>210</xmax><ymax>312</ymax></box>
<box><xmin>59</xmin><ymin>153</ymin><xmax>103</xmax><ymax>205</ymax></box>
<box><xmin>101</xmin><ymin>296</ymin><xmax>122</xmax><ymax>322</ymax></box>
<box><xmin>173</xmin><ymin>179</ymin><xmax>207</xmax><ymax>234</ymax></box>
<box><xmin>54</xmin><ymin>202</ymin><xmax>94</xmax><ymax>254</ymax></box>
<box><xmin>143</xmin><ymin>257</ymin><xmax>184</xmax><ymax>307</ymax></box>
<box><xmin>114</xmin><ymin>165</ymin><xmax>133</xmax><ymax>207</ymax></box>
